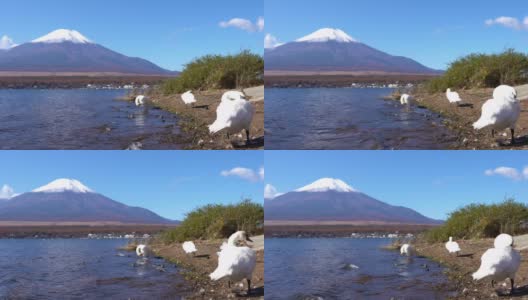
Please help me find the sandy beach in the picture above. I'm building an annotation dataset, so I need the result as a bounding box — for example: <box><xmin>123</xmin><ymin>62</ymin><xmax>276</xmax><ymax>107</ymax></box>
<box><xmin>413</xmin><ymin>84</ymin><xmax>528</xmax><ymax>150</ymax></box>
<box><xmin>152</xmin><ymin>235</ymin><xmax>264</xmax><ymax>299</ymax></box>
<box><xmin>144</xmin><ymin>86</ymin><xmax>264</xmax><ymax>150</ymax></box>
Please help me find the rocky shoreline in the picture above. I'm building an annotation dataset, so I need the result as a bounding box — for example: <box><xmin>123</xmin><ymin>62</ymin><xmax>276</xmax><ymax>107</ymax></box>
<box><xmin>140</xmin><ymin>86</ymin><xmax>264</xmax><ymax>150</ymax></box>
<box><xmin>152</xmin><ymin>236</ymin><xmax>264</xmax><ymax>299</ymax></box>
<box><xmin>412</xmin><ymin>86</ymin><xmax>528</xmax><ymax>150</ymax></box>
<box><xmin>414</xmin><ymin>238</ymin><xmax>528</xmax><ymax>299</ymax></box>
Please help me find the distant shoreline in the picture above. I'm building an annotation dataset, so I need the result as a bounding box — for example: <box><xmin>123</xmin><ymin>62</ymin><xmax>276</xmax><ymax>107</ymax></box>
<box><xmin>0</xmin><ymin>223</ymin><xmax>177</xmax><ymax>238</ymax></box>
<box><xmin>265</xmin><ymin>73</ymin><xmax>439</xmax><ymax>88</ymax></box>
<box><xmin>265</xmin><ymin>223</ymin><xmax>439</xmax><ymax>238</ymax></box>
<box><xmin>0</xmin><ymin>73</ymin><xmax>175</xmax><ymax>89</ymax></box>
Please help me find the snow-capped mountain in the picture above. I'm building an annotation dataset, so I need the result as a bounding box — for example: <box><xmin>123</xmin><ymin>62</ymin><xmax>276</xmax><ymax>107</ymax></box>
<box><xmin>33</xmin><ymin>178</ymin><xmax>94</xmax><ymax>193</ymax></box>
<box><xmin>32</xmin><ymin>29</ymin><xmax>93</xmax><ymax>44</ymax></box>
<box><xmin>265</xmin><ymin>178</ymin><xmax>441</xmax><ymax>224</ymax></box>
<box><xmin>0</xmin><ymin>178</ymin><xmax>176</xmax><ymax>224</ymax></box>
<box><xmin>295</xmin><ymin>178</ymin><xmax>357</xmax><ymax>193</ymax></box>
<box><xmin>296</xmin><ymin>28</ymin><xmax>357</xmax><ymax>43</ymax></box>
<box><xmin>264</xmin><ymin>28</ymin><xmax>440</xmax><ymax>74</ymax></box>
<box><xmin>0</xmin><ymin>29</ymin><xmax>177</xmax><ymax>75</ymax></box>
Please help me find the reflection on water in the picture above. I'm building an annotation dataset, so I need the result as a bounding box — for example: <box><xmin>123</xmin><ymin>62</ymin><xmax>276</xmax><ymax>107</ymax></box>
<box><xmin>0</xmin><ymin>239</ymin><xmax>191</xmax><ymax>299</ymax></box>
<box><xmin>265</xmin><ymin>238</ymin><xmax>451</xmax><ymax>299</ymax></box>
<box><xmin>0</xmin><ymin>89</ymin><xmax>180</xmax><ymax>149</ymax></box>
<box><xmin>265</xmin><ymin>88</ymin><xmax>457</xmax><ymax>150</ymax></box>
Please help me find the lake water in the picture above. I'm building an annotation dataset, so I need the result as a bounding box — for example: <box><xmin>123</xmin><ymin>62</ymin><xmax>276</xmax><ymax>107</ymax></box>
<box><xmin>265</xmin><ymin>88</ymin><xmax>457</xmax><ymax>150</ymax></box>
<box><xmin>0</xmin><ymin>89</ymin><xmax>180</xmax><ymax>149</ymax></box>
<box><xmin>265</xmin><ymin>238</ymin><xmax>452</xmax><ymax>300</ymax></box>
<box><xmin>0</xmin><ymin>239</ymin><xmax>191</xmax><ymax>299</ymax></box>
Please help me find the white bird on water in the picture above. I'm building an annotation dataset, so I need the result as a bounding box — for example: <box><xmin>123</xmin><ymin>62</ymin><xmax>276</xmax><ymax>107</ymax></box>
<box><xmin>209</xmin><ymin>91</ymin><xmax>255</xmax><ymax>144</ymax></box>
<box><xmin>446</xmin><ymin>88</ymin><xmax>462</xmax><ymax>105</ymax></box>
<box><xmin>400</xmin><ymin>243</ymin><xmax>414</xmax><ymax>256</ymax></box>
<box><xmin>472</xmin><ymin>233</ymin><xmax>520</xmax><ymax>295</ymax></box>
<box><xmin>400</xmin><ymin>94</ymin><xmax>413</xmax><ymax>105</ymax></box>
<box><xmin>210</xmin><ymin>231</ymin><xmax>256</xmax><ymax>295</ymax></box>
<box><xmin>135</xmin><ymin>95</ymin><xmax>146</xmax><ymax>106</ymax></box>
<box><xmin>182</xmin><ymin>241</ymin><xmax>197</xmax><ymax>255</ymax></box>
<box><xmin>181</xmin><ymin>91</ymin><xmax>197</xmax><ymax>105</ymax></box>
<box><xmin>136</xmin><ymin>244</ymin><xmax>149</xmax><ymax>257</ymax></box>
<box><xmin>473</xmin><ymin>85</ymin><xmax>520</xmax><ymax>144</ymax></box>
<box><xmin>445</xmin><ymin>237</ymin><xmax>461</xmax><ymax>256</ymax></box>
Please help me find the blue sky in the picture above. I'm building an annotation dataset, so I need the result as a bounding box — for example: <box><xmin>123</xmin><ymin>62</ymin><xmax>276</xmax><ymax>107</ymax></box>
<box><xmin>0</xmin><ymin>0</ymin><xmax>263</xmax><ymax>70</ymax></box>
<box><xmin>265</xmin><ymin>151</ymin><xmax>528</xmax><ymax>220</ymax></box>
<box><xmin>0</xmin><ymin>151</ymin><xmax>264</xmax><ymax>220</ymax></box>
<box><xmin>265</xmin><ymin>0</ymin><xmax>528</xmax><ymax>69</ymax></box>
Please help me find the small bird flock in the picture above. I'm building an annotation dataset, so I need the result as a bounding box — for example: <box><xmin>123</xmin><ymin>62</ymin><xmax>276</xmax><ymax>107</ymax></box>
<box><xmin>400</xmin><ymin>85</ymin><xmax>521</xmax><ymax>145</ymax></box>
<box><xmin>400</xmin><ymin>233</ymin><xmax>521</xmax><ymax>295</ymax></box>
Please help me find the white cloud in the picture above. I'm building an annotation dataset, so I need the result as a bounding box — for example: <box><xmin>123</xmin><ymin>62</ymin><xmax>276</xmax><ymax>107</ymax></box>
<box><xmin>264</xmin><ymin>184</ymin><xmax>283</xmax><ymax>199</ymax></box>
<box><xmin>0</xmin><ymin>184</ymin><xmax>16</xmax><ymax>200</ymax></box>
<box><xmin>264</xmin><ymin>34</ymin><xmax>284</xmax><ymax>49</ymax></box>
<box><xmin>0</xmin><ymin>35</ymin><xmax>17</xmax><ymax>50</ymax></box>
<box><xmin>257</xmin><ymin>17</ymin><xmax>264</xmax><ymax>32</ymax></box>
<box><xmin>485</xmin><ymin>16</ymin><xmax>528</xmax><ymax>30</ymax></box>
<box><xmin>221</xmin><ymin>167</ymin><xmax>263</xmax><ymax>182</ymax></box>
<box><xmin>259</xmin><ymin>167</ymin><xmax>264</xmax><ymax>180</ymax></box>
<box><xmin>219</xmin><ymin>17</ymin><xmax>264</xmax><ymax>32</ymax></box>
<box><xmin>484</xmin><ymin>166</ymin><xmax>524</xmax><ymax>180</ymax></box>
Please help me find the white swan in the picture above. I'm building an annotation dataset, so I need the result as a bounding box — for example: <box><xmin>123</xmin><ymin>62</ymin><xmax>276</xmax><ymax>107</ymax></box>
<box><xmin>136</xmin><ymin>244</ymin><xmax>149</xmax><ymax>257</ymax></box>
<box><xmin>446</xmin><ymin>88</ymin><xmax>462</xmax><ymax>105</ymax></box>
<box><xmin>222</xmin><ymin>91</ymin><xmax>246</xmax><ymax>102</ymax></box>
<box><xmin>400</xmin><ymin>243</ymin><xmax>414</xmax><ymax>256</ymax></box>
<box><xmin>473</xmin><ymin>85</ymin><xmax>520</xmax><ymax>144</ymax></box>
<box><xmin>493</xmin><ymin>85</ymin><xmax>517</xmax><ymax>100</ymax></box>
<box><xmin>472</xmin><ymin>233</ymin><xmax>520</xmax><ymax>294</ymax></box>
<box><xmin>181</xmin><ymin>91</ymin><xmax>197</xmax><ymax>105</ymax></box>
<box><xmin>445</xmin><ymin>237</ymin><xmax>461</xmax><ymax>255</ymax></box>
<box><xmin>209</xmin><ymin>91</ymin><xmax>255</xmax><ymax>144</ymax></box>
<box><xmin>400</xmin><ymin>94</ymin><xmax>413</xmax><ymax>105</ymax></box>
<box><xmin>135</xmin><ymin>95</ymin><xmax>146</xmax><ymax>106</ymax></box>
<box><xmin>182</xmin><ymin>241</ymin><xmax>197</xmax><ymax>255</ymax></box>
<box><xmin>210</xmin><ymin>231</ymin><xmax>256</xmax><ymax>294</ymax></box>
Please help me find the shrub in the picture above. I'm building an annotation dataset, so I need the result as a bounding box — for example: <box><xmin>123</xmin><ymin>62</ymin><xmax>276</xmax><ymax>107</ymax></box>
<box><xmin>163</xmin><ymin>50</ymin><xmax>263</xmax><ymax>94</ymax></box>
<box><xmin>425</xmin><ymin>199</ymin><xmax>528</xmax><ymax>243</ymax></box>
<box><xmin>160</xmin><ymin>199</ymin><xmax>264</xmax><ymax>244</ymax></box>
<box><xmin>426</xmin><ymin>49</ymin><xmax>528</xmax><ymax>93</ymax></box>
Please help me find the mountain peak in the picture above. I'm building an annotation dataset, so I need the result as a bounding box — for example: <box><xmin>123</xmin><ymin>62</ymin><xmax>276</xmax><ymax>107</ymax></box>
<box><xmin>296</xmin><ymin>28</ymin><xmax>357</xmax><ymax>43</ymax></box>
<box><xmin>32</xmin><ymin>29</ymin><xmax>93</xmax><ymax>44</ymax></box>
<box><xmin>295</xmin><ymin>178</ymin><xmax>357</xmax><ymax>193</ymax></box>
<box><xmin>33</xmin><ymin>178</ymin><xmax>94</xmax><ymax>194</ymax></box>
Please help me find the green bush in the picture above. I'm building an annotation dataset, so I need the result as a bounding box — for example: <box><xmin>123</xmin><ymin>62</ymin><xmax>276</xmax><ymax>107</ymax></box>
<box><xmin>160</xmin><ymin>199</ymin><xmax>264</xmax><ymax>244</ymax></box>
<box><xmin>163</xmin><ymin>50</ymin><xmax>263</xmax><ymax>95</ymax></box>
<box><xmin>425</xmin><ymin>199</ymin><xmax>528</xmax><ymax>243</ymax></box>
<box><xmin>427</xmin><ymin>49</ymin><xmax>528</xmax><ymax>93</ymax></box>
